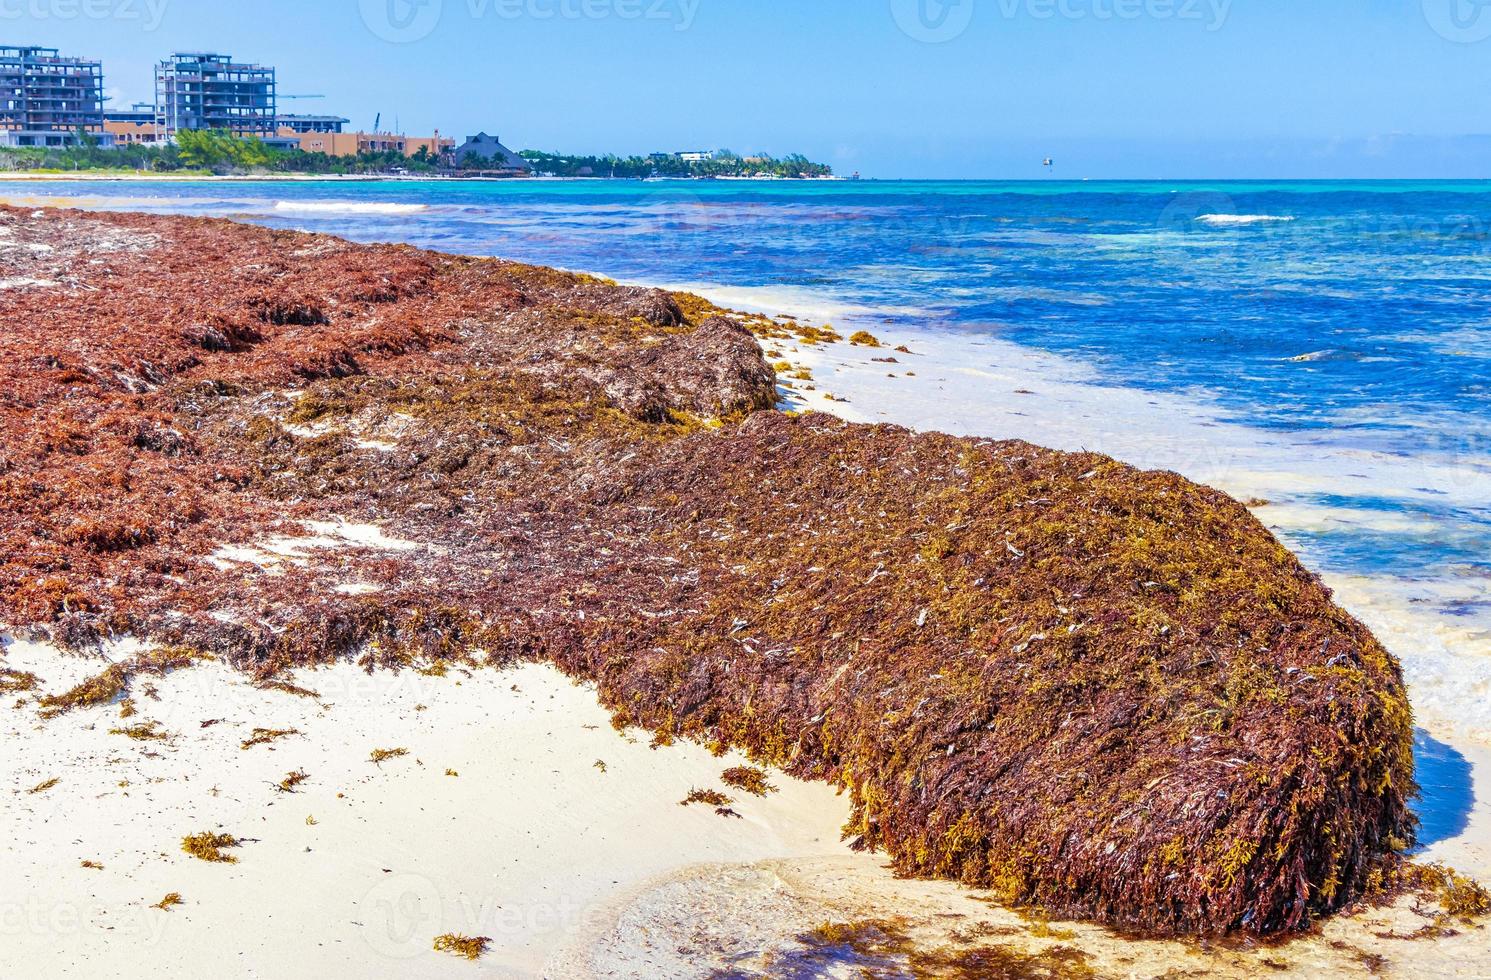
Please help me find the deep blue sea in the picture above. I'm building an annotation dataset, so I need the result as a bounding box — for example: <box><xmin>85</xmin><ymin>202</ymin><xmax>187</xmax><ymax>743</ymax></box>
<box><xmin>6</xmin><ymin>178</ymin><xmax>1488</xmax><ymax>815</ymax></box>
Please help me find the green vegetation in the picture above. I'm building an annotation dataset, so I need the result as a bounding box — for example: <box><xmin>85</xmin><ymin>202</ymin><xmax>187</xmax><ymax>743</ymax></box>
<box><xmin>519</xmin><ymin>147</ymin><xmax>832</xmax><ymax>179</ymax></box>
<box><xmin>0</xmin><ymin>133</ymin><xmax>830</xmax><ymax>179</ymax></box>
<box><xmin>0</xmin><ymin>129</ymin><xmax>444</xmax><ymax>177</ymax></box>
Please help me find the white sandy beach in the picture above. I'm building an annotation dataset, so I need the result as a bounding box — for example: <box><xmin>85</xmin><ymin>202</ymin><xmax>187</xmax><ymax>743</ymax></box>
<box><xmin>5</xmin><ymin>625</ymin><xmax>1488</xmax><ymax>980</ymax></box>
<box><xmin>2</xmin><ymin>291</ymin><xmax>1487</xmax><ymax>979</ymax></box>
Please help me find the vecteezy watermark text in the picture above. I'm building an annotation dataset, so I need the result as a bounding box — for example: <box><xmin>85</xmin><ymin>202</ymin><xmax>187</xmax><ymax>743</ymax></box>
<box><xmin>0</xmin><ymin>0</ymin><xmax>168</xmax><ymax>29</ymax></box>
<box><xmin>998</xmin><ymin>0</ymin><xmax>1231</xmax><ymax>28</ymax></box>
<box><xmin>360</xmin><ymin>873</ymin><xmax>610</xmax><ymax>961</ymax></box>
<box><xmin>361</xmin><ymin>0</ymin><xmax>700</xmax><ymax>44</ymax></box>
<box><xmin>892</xmin><ymin>0</ymin><xmax>1231</xmax><ymax>42</ymax></box>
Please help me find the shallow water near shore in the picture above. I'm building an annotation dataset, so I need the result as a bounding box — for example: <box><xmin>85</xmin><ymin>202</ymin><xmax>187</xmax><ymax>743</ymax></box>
<box><xmin>4</xmin><ymin>176</ymin><xmax>1487</xmax><ymax>870</ymax></box>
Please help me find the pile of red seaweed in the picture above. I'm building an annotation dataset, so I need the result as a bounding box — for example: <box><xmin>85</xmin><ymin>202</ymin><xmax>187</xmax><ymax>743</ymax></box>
<box><xmin>0</xmin><ymin>205</ymin><xmax>1415</xmax><ymax>936</ymax></box>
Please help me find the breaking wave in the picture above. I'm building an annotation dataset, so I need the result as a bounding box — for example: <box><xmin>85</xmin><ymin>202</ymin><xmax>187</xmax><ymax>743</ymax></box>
<box><xmin>1196</xmin><ymin>213</ymin><xmax>1296</xmax><ymax>226</ymax></box>
<box><xmin>273</xmin><ymin>201</ymin><xmax>427</xmax><ymax>215</ymax></box>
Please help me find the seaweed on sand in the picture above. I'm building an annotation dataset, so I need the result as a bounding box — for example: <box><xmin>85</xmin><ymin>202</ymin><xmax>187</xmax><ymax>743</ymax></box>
<box><xmin>753</xmin><ymin>919</ymin><xmax>1099</xmax><ymax>980</ymax></box>
<box><xmin>257</xmin><ymin>680</ymin><xmax>320</xmax><ymax>700</ymax></box>
<box><xmin>721</xmin><ymin>766</ymin><xmax>776</xmax><ymax>797</ymax></box>
<box><xmin>110</xmin><ymin>720</ymin><xmax>169</xmax><ymax>742</ymax></box>
<box><xmin>37</xmin><ymin>648</ymin><xmax>203</xmax><ymax>719</ymax></box>
<box><xmin>276</xmin><ymin>770</ymin><xmax>309</xmax><ymax>793</ymax></box>
<box><xmin>1360</xmin><ymin>860</ymin><xmax>1491</xmax><ymax>939</ymax></box>
<box><xmin>0</xmin><ymin>205</ymin><xmax>1419</xmax><ymax>937</ymax></box>
<box><xmin>681</xmin><ymin>788</ymin><xmax>733</xmax><ymax>808</ymax></box>
<box><xmin>432</xmin><ymin>934</ymin><xmax>491</xmax><ymax>960</ymax></box>
<box><xmin>0</xmin><ymin>667</ymin><xmax>38</xmax><ymax>693</ymax></box>
<box><xmin>241</xmin><ymin>728</ymin><xmax>299</xmax><ymax>750</ymax></box>
<box><xmin>181</xmin><ymin>832</ymin><xmax>241</xmax><ymax>863</ymax></box>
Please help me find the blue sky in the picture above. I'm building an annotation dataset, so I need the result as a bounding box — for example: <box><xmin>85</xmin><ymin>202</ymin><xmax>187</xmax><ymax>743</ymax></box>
<box><xmin>7</xmin><ymin>0</ymin><xmax>1491</xmax><ymax>177</ymax></box>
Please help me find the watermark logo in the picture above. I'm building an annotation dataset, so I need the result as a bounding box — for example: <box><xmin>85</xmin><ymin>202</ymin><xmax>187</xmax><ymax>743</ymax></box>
<box><xmin>1423</xmin><ymin>0</ymin><xmax>1491</xmax><ymax>42</ymax></box>
<box><xmin>1</xmin><ymin>896</ymin><xmax>170</xmax><ymax>946</ymax></box>
<box><xmin>360</xmin><ymin>0</ymin><xmax>444</xmax><ymax>43</ymax></box>
<box><xmin>361</xmin><ymin>0</ymin><xmax>700</xmax><ymax>41</ymax></box>
<box><xmin>1003</xmin><ymin>0</ymin><xmax>1231</xmax><ymax>29</ymax></box>
<box><xmin>892</xmin><ymin>0</ymin><xmax>977</xmax><ymax>42</ymax></box>
<box><xmin>1156</xmin><ymin>190</ymin><xmax>1243</xmax><ymax>240</ymax></box>
<box><xmin>893</xmin><ymin>0</ymin><xmax>1236</xmax><ymax>36</ymax></box>
<box><xmin>0</xmin><ymin>0</ymin><xmax>170</xmax><ymax>31</ymax></box>
<box><xmin>1418</xmin><ymin>426</ymin><xmax>1491</xmax><ymax>495</ymax></box>
<box><xmin>360</xmin><ymin>873</ymin><xmax>442</xmax><ymax>958</ymax></box>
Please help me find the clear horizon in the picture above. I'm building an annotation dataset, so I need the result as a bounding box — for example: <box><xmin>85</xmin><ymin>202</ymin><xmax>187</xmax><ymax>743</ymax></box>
<box><xmin>5</xmin><ymin>0</ymin><xmax>1491</xmax><ymax>178</ymax></box>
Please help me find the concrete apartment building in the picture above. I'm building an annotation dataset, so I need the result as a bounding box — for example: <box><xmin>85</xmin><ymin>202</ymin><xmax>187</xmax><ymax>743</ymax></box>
<box><xmin>0</xmin><ymin>45</ymin><xmax>110</xmax><ymax>148</ymax></box>
<box><xmin>154</xmin><ymin>52</ymin><xmax>275</xmax><ymax>138</ymax></box>
<box><xmin>8</xmin><ymin>46</ymin><xmax>496</xmax><ymax>170</ymax></box>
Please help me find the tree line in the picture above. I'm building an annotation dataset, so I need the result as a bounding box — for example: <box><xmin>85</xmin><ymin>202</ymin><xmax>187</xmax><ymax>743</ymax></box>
<box><xmin>0</xmin><ymin>130</ymin><xmax>833</xmax><ymax>179</ymax></box>
<box><xmin>519</xmin><ymin>149</ymin><xmax>833</xmax><ymax>179</ymax></box>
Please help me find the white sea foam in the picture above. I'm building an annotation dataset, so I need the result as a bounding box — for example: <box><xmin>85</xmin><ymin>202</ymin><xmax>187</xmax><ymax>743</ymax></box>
<box><xmin>1195</xmin><ymin>213</ymin><xmax>1296</xmax><ymax>226</ymax></box>
<box><xmin>272</xmin><ymin>200</ymin><xmax>427</xmax><ymax>215</ymax></box>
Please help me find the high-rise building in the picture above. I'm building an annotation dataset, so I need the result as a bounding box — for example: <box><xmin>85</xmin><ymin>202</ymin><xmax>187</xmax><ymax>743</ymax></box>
<box><xmin>154</xmin><ymin>52</ymin><xmax>275</xmax><ymax>137</ymax></box>
<box><xmin>0</xmin><ymin>45</ymin><xmax>109</xmax><ymax>148</ymax></box>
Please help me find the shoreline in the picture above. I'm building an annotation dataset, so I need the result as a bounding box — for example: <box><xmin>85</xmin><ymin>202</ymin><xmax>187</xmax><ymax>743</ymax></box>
<box><xmin>0</xmin><ymin>172</ymin><xmax>845</xmax><ymax>183</ymax></box>
<box><xmin>9</xmin><ymin>632</ymin><xmax>1481</xmax><ymax>979</ymax></box>
<box><xmin>2</xmin><ymin>204</ymin><xmax>1479</xmax><ymax>972</ymax></box>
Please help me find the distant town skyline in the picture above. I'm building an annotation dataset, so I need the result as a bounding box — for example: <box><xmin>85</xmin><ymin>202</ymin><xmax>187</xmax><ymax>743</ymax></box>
<box><xmin>5</xmin><ymin>0</ymin><xmax>1491</xmax><ymax>177</ymax></box>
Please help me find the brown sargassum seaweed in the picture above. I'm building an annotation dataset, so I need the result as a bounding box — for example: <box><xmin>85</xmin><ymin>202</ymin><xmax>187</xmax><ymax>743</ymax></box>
<box><xmin>0</xmin><ymin>205</ymin><xmax>1414</xmax><ymax>936</ymax></box>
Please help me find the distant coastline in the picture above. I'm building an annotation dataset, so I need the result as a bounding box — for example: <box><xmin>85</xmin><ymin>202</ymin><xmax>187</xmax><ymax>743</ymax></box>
<box><xmin>0</xmin><ymin>172</ymin><xmax>845</xmax><ymax>183</ymax></box>
<box><xmin>0</xmin><ymin>133</ymin><xmax>836</xmax><ymax>181</ymax></box>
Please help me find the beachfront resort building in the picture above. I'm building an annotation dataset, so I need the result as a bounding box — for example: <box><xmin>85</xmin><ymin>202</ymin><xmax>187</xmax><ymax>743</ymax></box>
<box><xmin>451</xmin><ymin>133</ymin><xmax>531</xmax><ymax>175</ymax></box>
<box><xmin>275</xmin><ymin>114</ymin><xmax>349</xmax><ymax>135</ymax></box>
<box><xmin>0</xmin><ymin>45</ymin><xmax>110</xmax><ymax>148</ymax></box>
<box><xmin>154</xmin><ymin>52</ymin><xmax>276</xmax><ymax>138</ymax></box>
<box><xmin>103</xmin><ymin>102</ymin><xmax>165</xmax><ymax>146</ymax></box>
<box><xmin>287</xmin><ymin>128</ymin><xmax>454</xmax><ymax>159</ymax></box>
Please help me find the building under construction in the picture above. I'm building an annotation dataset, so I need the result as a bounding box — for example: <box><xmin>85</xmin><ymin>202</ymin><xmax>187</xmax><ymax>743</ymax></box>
<box><xmin>154</xmin><ymin>52</ymin><xmax>275</xmax><ymax>138</ymax></box>
<box><xmin>0</xmin><ymin>45</ymin><xmax>109</xmax><ymax>148</ymax></box>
